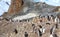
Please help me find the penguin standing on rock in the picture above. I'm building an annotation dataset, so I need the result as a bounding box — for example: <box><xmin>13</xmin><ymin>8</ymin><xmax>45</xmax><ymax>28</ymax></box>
<box><xmin>50</xmin><ymin>26</ymin><xmax>58</xmax><ymax>37</ymax></box>
<box><xmin>39</xmin><ymin>25</ymin><xmax>45</xmax><ymax>34</ymax></box>
<box><xmin>47</xmin><ymin>16</ymin><xmax>50</xmax><ymax>21</ymax></box>
<box><xmin>38</xmin><ymin>29</ymin><xmax>42</xmax><ymax>37</ymax></box>
<box><xmin>54</xmin><ymin>16</ymin><xmax>59</xmax><ymax>23</ymax></box>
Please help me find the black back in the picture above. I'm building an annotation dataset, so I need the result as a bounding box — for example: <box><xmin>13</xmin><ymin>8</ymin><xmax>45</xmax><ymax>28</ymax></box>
<box><xmin>38</xmin><ymin>29</ymin><xmax>42</xmax><ymax>36</ymax></box>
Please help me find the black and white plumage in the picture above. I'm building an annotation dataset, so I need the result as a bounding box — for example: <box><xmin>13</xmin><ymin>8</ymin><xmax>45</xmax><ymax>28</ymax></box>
<box><xmin>50</xmin><ymin>25</ymin><xmax>58</xmax><ymax>37</ymax></box>
<box><xmin>25</xmin><ymin>32</ymin><xmax>28</xmax><ymax>37</ymax></box>
<box><xmin>54</xmin><ymin>17</ymin><xmax>59</xmax><ymax>23</ymax></box>
<box><xmin>55</xmin><ymin>24</ymin><xmax>58</xmax><ymax>29</ymax></box>
<box><xmin>50</xmin><ymin>34</ymin><xmax>58</xmax><ymax>37</ymax></box>
<box><xmin>39</xmin><ymin>25</ymin><xmax>45</xmax><ymax>34</ymax></box>
<box><xmin>14</xmin><ymin>29</ymin><xmax>18</xmax><ymax>34</ymax></box>
<box><xmin>47</xmin><ymin>16</ymin><xmax>50</xmax><ymax>21</ymax></box>
<box><xmin>38</xmin><ymin>29</ymin><xmax>42</xmax><ymax>37</ymax></box>
<box><xmin>50</xmin><ymin>26</ymin><xmax>56</xmax><ymax>34</ymax></box>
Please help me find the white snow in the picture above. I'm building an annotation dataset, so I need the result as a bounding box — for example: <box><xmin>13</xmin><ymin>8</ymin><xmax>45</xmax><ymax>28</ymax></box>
<box><xmin>0</xmin><ymin>0</ymin><xmax>11</xmax><ymax>16</ymax></box>
<box><xmin>23</xmin><ymin>7</ymin><xmax>29</xmax><ymax>13</ymax></box>
<box><xmin>45</xmin><ymin>0</ymin><xmax>60</xmax><ymax>6</ymax></box>
<box><xmin>12</xmin><ymin>13</ymin><xmax>39</xmax><ymax>21</ymax></box>
<box><xmin>34</xmin><ymin>0</ymin><xmax>60</xmax><ymax>6</ymax></box>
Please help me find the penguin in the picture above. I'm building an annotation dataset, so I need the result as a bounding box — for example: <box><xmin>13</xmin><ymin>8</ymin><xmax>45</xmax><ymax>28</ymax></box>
<box><xmin>41</xmin><ymin>26</ymin><xmax>45</xmax><ymax>34</ymax></box>
<box><xmin>39</xmin><ymin>25</ymin><xmax>45</xmax><ymax>34</ymax></box>
<box><xmin>25</xmin><ymin>32</ymin><xmax>28</xmax><ymax>37</ymax></box>
<box><xmin>50</xmin><ymin>26</ymin><xmax>58</xmax><ymax>37</ymax></box>
<box><xmin>55</xmin><ymin>24</ymin><xmax>58</xmax><ymax>29</ymax></box>
<box><xmin>47</xmin><ymin>16</ymin><xmax>50</xmax><ymax>21</ymax></box>
<box><xmin>32</xmin><ymin>24</ymin><xmax>36</xmax><ymax>32</ymax></box>
<box><xmin>50</xmin><ymin>26</ymin><xmax>55</xmax><ymax>34</ymax></box>
<box><xmin>50</xmin><ymin>34</ymin><xmax>58</xmax><ymax>37</ymax></box>
<box><xmin>53</xmin><ymin>34</ymin><xmax>58</xmax><ymax>37</ymax></box>
<box><xmin>14</xmin><ymin>29</ymin><xmax>18</xmax><ymax>34</ymax></box>
<box><xmin>54</xmin><ymin>16</ymin><xmax>59</xmax><ymax>23</ymax></box>
<box><xmin>38</xmin><ymin>29</ymin><xmax>42</xmax><ymax>37</ymax></box>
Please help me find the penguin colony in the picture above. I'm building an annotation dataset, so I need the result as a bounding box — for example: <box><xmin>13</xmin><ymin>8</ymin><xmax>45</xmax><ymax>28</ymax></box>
<box><xmin>0</xmin><ymin>14</ymin><xmax>60</xmax><ymax>37</ymax></box>
<box><xmin>0</xmin><ymin>0</ymin><xmax>60</xmax><ymax>37</ymax></box>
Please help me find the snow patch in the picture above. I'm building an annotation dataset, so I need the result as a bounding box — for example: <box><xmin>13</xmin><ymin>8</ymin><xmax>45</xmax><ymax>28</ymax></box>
<box><xmin>12</xmin><ymin>13</ymin><xmax>39</xmax><ymax>21</ymax></box>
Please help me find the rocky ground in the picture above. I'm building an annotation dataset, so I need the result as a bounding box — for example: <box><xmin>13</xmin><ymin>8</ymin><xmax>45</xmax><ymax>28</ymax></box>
<box><xmin>0</xmin><ymin>15</ymin><xmax>60</xmax><ymax>37</ymax></box>
<box><xmin>0</xmin><ymin>0</ymin><xmax>60</xmax><ymax>37</ymax></box>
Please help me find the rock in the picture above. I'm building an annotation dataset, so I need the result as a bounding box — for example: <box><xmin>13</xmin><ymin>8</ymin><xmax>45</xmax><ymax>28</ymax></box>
<box><xmin>52</xmin><ymin>6</ymin><xmax>60</xmax><ymax>12</ymax></box>
<box><xmin>8</xmin><ymin>0</ymin><xmax>24</xmax><ymax>15</ymax></box>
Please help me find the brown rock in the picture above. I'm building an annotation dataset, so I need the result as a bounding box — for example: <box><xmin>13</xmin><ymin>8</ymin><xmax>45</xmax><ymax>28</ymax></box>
<box><xmin>8</xmin><ymin>0</ymin><xmax>24</xmax><ymax>15</ymax></box>
<box><xmin>52</xmin><ymin>6</ymin><xmax>60</xmax><ymax>12</ymax></box>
